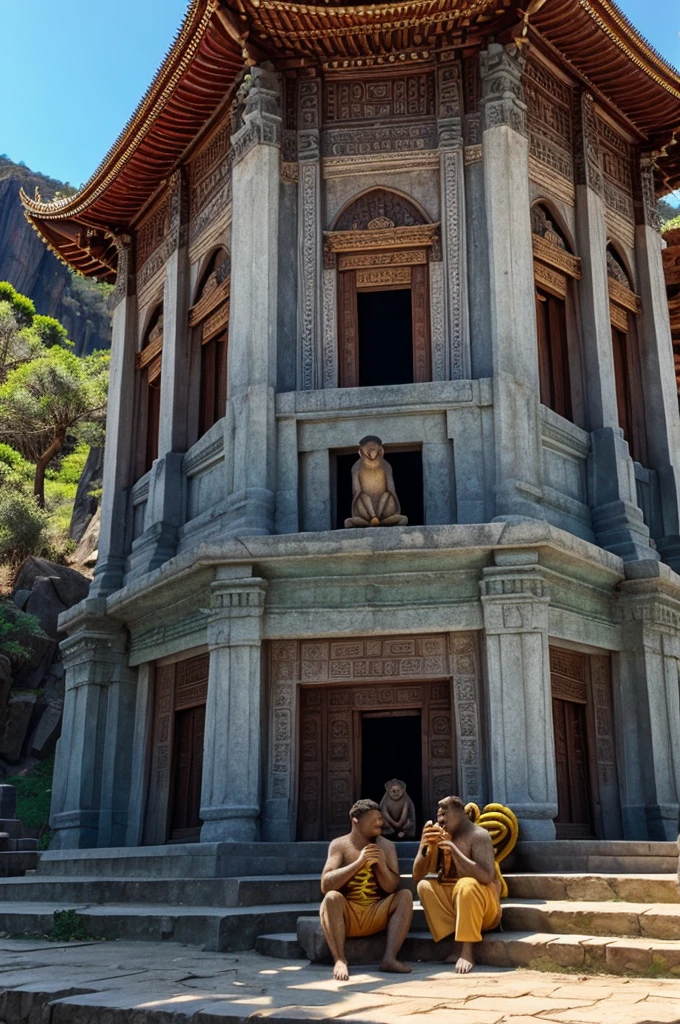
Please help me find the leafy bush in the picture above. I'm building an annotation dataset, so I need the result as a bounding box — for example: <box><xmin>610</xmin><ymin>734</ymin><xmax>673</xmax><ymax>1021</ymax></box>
<box><xmin>49</xmin><ymin>909</ymin><xmax>100</xmax><ymax>943</ymax></box>
<box><xmin>0</xmin><ymin>490</ymin><xmax>48</xmax><ymax>564</ymax></box>
<box><xmin>5</xmin><ymin>756</ymin><xmax>53</xmax><ymax>830</ymax></box>
<box><xmin>0</xmin><ymin>600</ymin><xmax>45</xmax><ymax>661</ymax></box>
<box><xmin>31</xmin><ymin>315</ymin><xmax>73</xmax><ymax>350</ymax></box>
<box><xmin>0</xmin><ymin>283</ymin><xmax>35</xmax><ymax>328</ymax></box>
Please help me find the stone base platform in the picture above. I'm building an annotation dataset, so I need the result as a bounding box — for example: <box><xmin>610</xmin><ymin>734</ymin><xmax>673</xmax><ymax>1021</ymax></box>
<box><xmin>2</xmin><ymin>940</ymin><xmax>680</xmax><ymax>1023</ymax></box>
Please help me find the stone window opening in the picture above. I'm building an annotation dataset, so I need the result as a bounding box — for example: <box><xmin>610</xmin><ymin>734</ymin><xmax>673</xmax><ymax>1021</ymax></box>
<box><xmin>188</xmin><ymin>248</ymin><xmax>230</xmax><ymax>441</ymax></box>
<box><xmin>606</xmin><ymin>243</ymin><xmax>645</xmax><ymax>464</ymax></box>
<box><xmin>331</xmin><ymin>443</ymin><xmax>424</xmax><ymax>529</ymax></box>
<box><xmin>136</xmin><ymin>303</ymin><xmax>163</xmax><ymax>474</ymax></box>
<box><xmin>326</xmin><ymin>188</ymin><xmax>437</xmax><ymax>389</ymax></box>
<box><xmin>531</xmin><ymin>203</ymin><xmax>582</xmax><ymax>424</ymax></box>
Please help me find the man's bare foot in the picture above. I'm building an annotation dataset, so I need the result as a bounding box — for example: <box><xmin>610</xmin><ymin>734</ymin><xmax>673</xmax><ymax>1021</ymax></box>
<box><xmin>453</xmin><ymin>941</ymin><xmax>475</xmax><ymax>973</ymax></box>
<box><xmin>333</xmin><ymin>959</ymin><xmax>349</xmax><ymax>981</ymax></box>
<box><xmin>379</xmin><ymin>958</ymin><xmax>412</xmax><ymax>973</ymax></box>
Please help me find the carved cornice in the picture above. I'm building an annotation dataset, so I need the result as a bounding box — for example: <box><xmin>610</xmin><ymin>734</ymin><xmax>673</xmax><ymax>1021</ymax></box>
<box><xmin>136</xmin><ymin>330</ymin><xmax>163</xmax><ymax>370</ymax></box>
<box><xmin>532</xmin><ymin>234</ymin><xmax>582</xmax><ymax>279</ymax></box>
<box><xmin>338</xmin><ymin>248</ymin><xmax>427</xmax><ymax>271</ymax></box>
<box><xmin>534</xmin><ymin>261</ymin><xmax>567</xmax><ymax>299</ymax></box>
<box><xmin>188</xmin><ymin>276</ymin><xmax>231</xmax><ymax>327</ymax></box>
<box><xmin>325</xmin><ymin>223</ymin><xmax>439</xmax><ymax>255</ymax></box>
<box><xmin>608</xmin><ymin>276</ymin><xmax>641</xmax><ymax>314</ymax></box>
<box><xmin>480</xmin><ymin>43</ymin><xmax>527</xmax><ymax>137</ymax></box>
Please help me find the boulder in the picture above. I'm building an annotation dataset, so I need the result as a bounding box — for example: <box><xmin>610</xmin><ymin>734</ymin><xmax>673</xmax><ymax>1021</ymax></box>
<box><xmin>69</xmin><ymin>446</ymin><xmax>103</xmax><ymax>543</ymax></box>
<box><xmin>0</xmin><ymin>692</ymin><xmax>37</xmax><ymax>763</ymax></box>
<box><xmin>24</xmin><ymin>577</ymin><xmax>67</xmax><ymax>639</ymax></box>
<box><xmin>70</xmin><ymin>506</ymin><xmax>100</xmax><ymax>567</ymax></box>
<box><xmin>30</xmin><ymin>701</ymin><xmax>63</xmax><ymax>759</ymax></box>
<box><xmin>13</xmin><ymin>557</ymin><xmax>90</xmax><ymax>610</ymax></box>
<box><xmin>11</xmin><ymin>634</ymin><xmax>56</xmax><ymax>690</ymax></box>
<box><xmin>11</xmin><ymin>590</ymin><xmax>31</xmax><ymax>611</ymax></box>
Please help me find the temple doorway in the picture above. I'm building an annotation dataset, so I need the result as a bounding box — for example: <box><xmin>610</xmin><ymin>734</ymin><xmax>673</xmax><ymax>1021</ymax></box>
<box><xmin>361</xmin><ymin>711</ymin><xmax>423</xmax><ymax>828</ymax></box>
<box><xmin>296</xmin><ymin>679</ymin><xmax>454</xmax><ymax>840</ymax></box>
<box><xmin>357</xmin><ymin>289</ymin><xmax>413</xmax><ymax>386</ymax></box>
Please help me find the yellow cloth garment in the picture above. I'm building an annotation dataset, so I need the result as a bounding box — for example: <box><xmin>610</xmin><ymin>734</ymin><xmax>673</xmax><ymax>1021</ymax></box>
<box><xmin>417</xmin><ymin>876</ymin><xmax>501</xmax><ymax>943</ymax></box>
<box><xmin>338</xmin><ymin>864</ymin><xmax>396</xmax><ymax>937</ymax></box>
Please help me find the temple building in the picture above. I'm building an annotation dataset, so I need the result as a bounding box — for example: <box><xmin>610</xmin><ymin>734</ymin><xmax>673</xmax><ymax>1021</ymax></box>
<box><xmin>22</xmin><ymin>0</ymin><xmax>680</xmax><ymax>852</ymax></box>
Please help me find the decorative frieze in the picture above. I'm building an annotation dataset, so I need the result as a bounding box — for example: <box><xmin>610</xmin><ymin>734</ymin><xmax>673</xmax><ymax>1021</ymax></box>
<box><xmin>524</xmin><ymin>57</ymin><xmax>574</xmax><ymax>189</ymax></box>
<box><xmin>324</xmin><ymin>72</ymin><xmax>434</xmax><ymax>123</ymax></box>
<box><xmin>189</xmin><ymin>116</ymin><xmax>233</xmax><ymax>220</ymax></box>
<box><xmin>573</xmin><ymin>91</ymin><xmax>602</xmax><ymax>195</ymax></box>
<box><xmin>596</xmin><ymin>113</ymin><xmax>634</xmax><ymax>222</ymax></box>
<box><xmin>441</xmin><ymin>148</ymin><xmax>467</xmax><ymax>379</ymax></box>
<box><xmin>322</xmin><ymin>122</ymin><xmax>437</xmax><ymax>158</ymax></box>
<box><xmin>480</xmin><ymin>44</ymin><xmax>527</xmax><ymax>137</ymax></box>
<box><xmin>322</xmin><ymin>267</ymin><xmax>337</xmax><ymax>389</ymax></box>
<box><xmin>450</xmin><ymin>632</ymin><xmax>484</xmax><ymax>804</ymax></box>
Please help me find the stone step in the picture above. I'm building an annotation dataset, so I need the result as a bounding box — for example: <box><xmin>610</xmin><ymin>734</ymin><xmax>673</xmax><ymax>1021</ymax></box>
<box><xmin>502</xmin><ymin>899</ymin><xmax>680</xmax><ymax>940</ymax></box>
<box><xmin>275</xmin><ymin>922</ymin><xmax>680</xmax><ymax>977</ymax></box>
<box><xmin>515</xmin><ymin>840</ymin><xmax>678</xmax><ymax>874</ymax></box>
<box><xmin>0</xmin><ymin>874</ymin><xmax>324</xmax><ymax>907</ymax></box>
<box><xmin>0</xmin><ymin>901</ymin><xmax>322</xmax><ymax>952</ymax></box>
<box><xmin>506</xmin><ymin>872</ymin><xmax>680</xmax><ymax>903</ymax></box>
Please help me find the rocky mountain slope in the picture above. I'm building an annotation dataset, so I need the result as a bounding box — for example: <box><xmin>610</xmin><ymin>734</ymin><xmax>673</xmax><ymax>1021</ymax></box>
<box><xmin>0</xmin><ymin>156</ymin><xmax>112</xmax><ymax>355</ymax></box>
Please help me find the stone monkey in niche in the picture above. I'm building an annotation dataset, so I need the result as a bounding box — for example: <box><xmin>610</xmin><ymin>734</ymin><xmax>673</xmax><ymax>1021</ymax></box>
<box><xmin>344</xmin><ymin>436</ymin><xmax>408</xmax><ymax>528</ymax></box>
<box><xmin>380</xmin><ymin>779</ymin><xmax>416</xmax><ymax>839</ymax></box>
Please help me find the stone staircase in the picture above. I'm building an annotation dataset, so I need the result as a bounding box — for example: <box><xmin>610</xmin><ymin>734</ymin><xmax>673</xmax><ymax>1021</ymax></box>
<box><xmin>0</xmin><ymin>840</ymin><xmax>676</xmax><ymax>977</ymax></box>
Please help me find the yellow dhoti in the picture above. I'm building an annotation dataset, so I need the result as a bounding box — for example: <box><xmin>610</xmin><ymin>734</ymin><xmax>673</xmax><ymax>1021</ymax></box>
<box><xmin>340</xmin><ymin>892</ymin><xmax>397</xmax><ymax>936</ymax></box>
<box><xmin>417</xmin><ymin>876</ymin><xmax>501</xmax><ymax>943</ymax></box>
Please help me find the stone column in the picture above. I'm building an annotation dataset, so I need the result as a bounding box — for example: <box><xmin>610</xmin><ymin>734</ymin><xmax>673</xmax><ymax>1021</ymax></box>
<box><xmin>634</xmin><ymin>157</ymin><xmax>680</xmax><ymax>570</ymax></box>
<box><xmin>128</xmin><ymin>172</ymin><xmax>190</xmax><ymax>576</ymax></box>
<box><xmin>480</xmin><ymin>551</ymin><xmax>558</xmax><ymax>839</ymax></box>
<box><xmin>297</xmin><ymin>76</ymin><xmax>323</xmax><ymax>391</ymax></box>
<box><xmin>200</xmin><ymin>573</ymin><xmax>267</xmax><ymax>842</ymax></box>
<box><xmin>616</xmin><ymin>574</ymin><xmax>680</xmax><ymax>839</ymax></box>
<box><xmin>225</xmin><ymin>67</ymin><xmax>281</xmax><ymax>535</ymax></box>
<box><xmin>90</xmin><ymin>239</ymin><xmax>138</xmax><ymax>598</ymax></box>
<box><xmin>480</xmin><ymin>44</ymin><xmax>544</xmax><ymax>520</ymax></box>
<box><xmin>437</xmin><ymin>63</ymin><xmax>470</xmax><ymax>380</ymax></box>
<box><xmin>49</xmin><ymin>604</ymin><xmax>135</xmax><ymax>848</ymax></box>
<box><xmin>573</xmin><ymin>92</ymin><xmax>656</xmax><ymax>562</ymax></box>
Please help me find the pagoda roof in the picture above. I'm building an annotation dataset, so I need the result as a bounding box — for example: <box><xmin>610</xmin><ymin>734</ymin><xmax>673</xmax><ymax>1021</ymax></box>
<box><xmin>21</xmin><ymin>0</ymin><xmax>680</xmax><ymax>280</ymax></box>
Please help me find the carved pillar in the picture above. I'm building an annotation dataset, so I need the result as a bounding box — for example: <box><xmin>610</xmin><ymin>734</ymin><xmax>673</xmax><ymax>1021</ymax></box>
<box><xmin>50</xmin><ymin>606</ymin><xmax>135</xmax><ymax>848</ymax></box>
<box><xmin>574</xmin><ymin>92</ymin><xmax>656</xmax><ymax>561</ymax></box>
<box><xmin>226</xmin><ymin>67</ymin><xmax>282</xmax><ymax>535</ymax></box>
<box><xmin>437</xmin><ymin>64</ymin><xmax>470</xmax><ymax>380</ymax></box>
<box><xmin>90</xmin><ymin>238</ymin><xmax>138</xmax><ymax>598</ymax></box>
<box><xmin>200</xmin><ymin>574</ymin><xmax>267</xmax><ymax>842</ymax></box>
<box><xmin>633</xmin><ymin>156</ymin><xmax>680</xmax><ymax>570</ymax></box>
<box><xmin>297</xmin><ymin>76</ymin><xmax>323</xmax><ymax>391</ymax></box>
<box><xmin>480</xmin><ymin>551</ymin><xmax>557</xmax><ymax>839</ymax></box>
<box><xmin>128</xmin><ymin>171</ymin><xmax>190</xmax><ymax>576</ymax></box>
<box><xmin>616</xmin><ymin>578</ymin><xmax>680</xmax><ymax>839</ymax></box>
<box><xmin>262</xmin><ymin>641</ymin><xmax>300</xmax><ymax>841</ymax></box>
<box><xmin>480</xmin><ymin>43</ymin><xmax>544</xmax><ymax>520</ymax></box>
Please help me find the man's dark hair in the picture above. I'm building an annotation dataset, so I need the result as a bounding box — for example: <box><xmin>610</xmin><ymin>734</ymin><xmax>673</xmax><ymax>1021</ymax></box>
<box><xmin>359</xmin><ymin>435</ymin><xmax>382</xmax><ymax>446</ymax></box>
<box><xmin>438</xmin><ymin>795</ymin><xmax>465</xmax><ymax>812</ymax></box>
<box><xmin>349</xmin><ymin>799</ymin><xmax>381</xmax><ymax>820</ymax></box>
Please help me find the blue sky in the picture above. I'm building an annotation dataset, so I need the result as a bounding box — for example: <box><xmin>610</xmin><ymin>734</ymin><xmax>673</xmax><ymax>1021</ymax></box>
<box><xmin>1</xmin><ymin>0</ymin><xmax>678</xmax><ymax>189</ymax></box>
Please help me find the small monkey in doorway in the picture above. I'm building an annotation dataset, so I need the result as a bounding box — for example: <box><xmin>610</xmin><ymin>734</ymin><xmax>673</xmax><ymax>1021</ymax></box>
<box><xmin>344</xmin><ymin>436</ymin><xmax>408</xmax><ymax>528</ymax></box>
<box><xmin>380</xmin><ymin>779</ymin><xmax>416</xmax><ymax>839</ymax></box>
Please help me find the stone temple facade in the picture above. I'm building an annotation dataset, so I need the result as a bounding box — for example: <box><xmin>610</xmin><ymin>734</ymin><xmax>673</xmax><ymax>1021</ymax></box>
<box><xmin>22</xmin><ymin>0</ymin><xmax>680</xmax><ymax>851</ymax></box>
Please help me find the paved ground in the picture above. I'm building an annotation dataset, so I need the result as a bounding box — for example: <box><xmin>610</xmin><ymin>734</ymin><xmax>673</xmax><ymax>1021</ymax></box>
<box><xmin>0</xmin><ymin>938</ymin><xmax>679</xmax><ymax>1023</ymax></box>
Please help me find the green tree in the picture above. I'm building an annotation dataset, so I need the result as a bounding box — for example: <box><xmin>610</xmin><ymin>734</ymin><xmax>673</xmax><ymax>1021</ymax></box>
<box><xmin>0</xmin><ymin>346</ymin><xmax>109</xmax><ymax>507</ymax></box>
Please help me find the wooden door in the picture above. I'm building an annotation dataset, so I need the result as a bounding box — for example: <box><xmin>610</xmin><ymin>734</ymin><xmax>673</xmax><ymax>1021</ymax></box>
<box><xmin>550</xmin><ymin>648</ymin><xmax>595</xmax><ymax>839</ymax></box>
<box><xmin>297</xmin><ymin>680</ymin><xmax>454</xmax><ymax>840</ymax></box>
<box><xmin>144</xmin><ymin>653</ymin><xmax>209</xmax><ymax>844</ymax></box>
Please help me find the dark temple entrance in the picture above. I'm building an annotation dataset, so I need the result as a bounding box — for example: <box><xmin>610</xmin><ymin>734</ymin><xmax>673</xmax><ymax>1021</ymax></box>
<box><xmin>361</xmin><ymin>711</ymin><xmax>423</xmax><ymax>830</ymax></box>
<box><xmin>357</xmin><ymin>289</ymin><xmax>413</xmax><ymax>386</ymax></box>
<box><xmin>296</xmin><ymin>679</ymin><xmax>454</xmax><ymax>840</ymax></box>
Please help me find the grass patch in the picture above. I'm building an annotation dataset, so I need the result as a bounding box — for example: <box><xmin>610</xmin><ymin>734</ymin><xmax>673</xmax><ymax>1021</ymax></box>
<box><xmin>48</xmin><ymin>909</ymin><xmax>101</xmax><ymax>943</ymax></box>
<box><xmin>4</xmin><ymin>757</ymin><xmax>54</xmax><ymax>834</ymax></box>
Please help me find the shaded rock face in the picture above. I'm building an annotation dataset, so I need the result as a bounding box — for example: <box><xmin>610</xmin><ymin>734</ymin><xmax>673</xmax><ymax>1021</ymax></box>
<box><xmin>0</xmin><ymin>157</ymin><xmax>112</xmax><ymax>356</ymax></box>
<box><xmin>69</xmin><ymin>446</ymin><xmax>103</xmax><ymax>543</ymax></box>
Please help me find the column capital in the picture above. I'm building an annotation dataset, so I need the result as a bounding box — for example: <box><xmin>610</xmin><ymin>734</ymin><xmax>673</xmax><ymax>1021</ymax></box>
<box><xmin>208</xmin><ymin>576</ymin><xmax>267</xmax><ymax>647</ymax></box>
<box><xmin>635</xmin><ymin>152</ymin><xmax>661</xmax><ymax>230</ymax></box>
<box><xmin>436</xmin><ymin>63</ymin><xmax>463</xmax><ymax>149</ymax></box>
<box><xmin>111</xmin><ymin>234</ymin><xmax>136</xmax><ymax>308</ymax></box>
<box><xmin>480</xmin><ymin>561</ymin><xmax>549</xmax><ymax>634</ymax></box>
<box><xmin>480</xmin><ymin>43</ymin><xmax>527</xmax><ymax>136</ymax></box>
<box><xmin>231</xmin><ymin>65</ymin><xmax>282</xmax><ymax>164</ymax></box>
<box><xmin>298</xmin><ymin>76</ymin><xmax>321</xmax><ymax>162</ymax></box>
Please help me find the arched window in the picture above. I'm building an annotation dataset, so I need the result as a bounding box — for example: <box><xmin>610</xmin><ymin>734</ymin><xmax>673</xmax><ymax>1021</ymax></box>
<box><xmin>136</xmin><ymin>305</ymin><xmax>163</xmax><ymax>473</ymax></box>
<box><xmin>531</xmin><ymin>204</ymin><xmax>582</xmax><ymax>422</ymax></box>
<box><xmin>326</xmin><ymin>189</ymin><xmax>437</xmax><ymax>388</ymax></box>
<box><xmin>188</xmin><ymin>249</ymin><xmax>230</xmax><ymax>437</ymax></box>
<box><xmin>606</xmin><ymin>244</ymin><xmax>643</xmax><ymax>462</ymax></box>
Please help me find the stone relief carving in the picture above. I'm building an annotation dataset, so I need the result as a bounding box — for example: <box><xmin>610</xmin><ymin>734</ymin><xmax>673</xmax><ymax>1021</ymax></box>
<box><xmin>441</xmin><ymin>149</ymin><xmax>467</xmax><ymax>379</ymax></box>
<box><xmin>112</xmin><ymin>235</ymin><xmax>135</xmax><ymax>306</ymax></box>
<box><xmin>480</xmin><ymin>44</ymin><xmax>527</xmax><ymax>137</ymax></box>
<box><xmin>429</xmin><ymin>260</ymin><xmax>446</xmax><ymax>381</ymax></box>
<box><xmin>298</xmin><ymin>160</ymin><xmax>320</xmax><ymax>391</ymax></box>
<box><xmin>573</xmin><ymin>92</ymin><xmax>602</xmax><ymax>195</ymax></box>
<box><xmin>322</xmin><ymin>267</ymin><xmax>338</xmax><ymax>388</ymax></box>
<box><xmin>322</xmin><ymin>122</ymin><xmax>437</xmax><ymax>158</ymax></box>
<box><xmin>231</xmin><ymin>66</ymin><xmax>281</xmax><ymax>164</ymax></box>
<box><xmin>324</xmin><ymin>73</ymin><xmax>434</xmax><ymax>123</ymax></box>
<box><xmin>334</xmin><ymin>189</ymin><xmax>425</xmax><ymax>232</ymax></box>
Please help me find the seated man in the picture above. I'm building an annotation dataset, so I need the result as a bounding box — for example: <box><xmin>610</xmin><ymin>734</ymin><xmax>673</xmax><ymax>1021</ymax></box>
<box><xmin>319</xmin><ymin>798</ymin><xmax>414</xmax><ymax>980</ymax></box>
<box><xmin>413</xmin><ymin>794</ymin><xmax>501</xmax><ymax>974</ymax></box>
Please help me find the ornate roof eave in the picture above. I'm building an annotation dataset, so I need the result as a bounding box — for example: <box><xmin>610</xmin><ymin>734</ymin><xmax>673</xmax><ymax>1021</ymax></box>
<box><xmin>21</xmin><ymin>0</ymin><xmax>245</xmax><ymax>279</ymax></box>
<box><xmin>529</xmin><ymin>0</ymin><xmax>680</xmax><ymax>193</ymax></box>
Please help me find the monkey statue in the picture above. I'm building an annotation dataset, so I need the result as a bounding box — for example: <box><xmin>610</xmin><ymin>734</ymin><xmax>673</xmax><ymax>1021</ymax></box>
<box><xmin>380</xmin><ymin>779</ymin><xmax>416</xmax><ymax>839</ymax></box>
<box><xmin>344</xmin><ymin>435</ymin><xmax>408</xmax><ymax>528</ymax></box>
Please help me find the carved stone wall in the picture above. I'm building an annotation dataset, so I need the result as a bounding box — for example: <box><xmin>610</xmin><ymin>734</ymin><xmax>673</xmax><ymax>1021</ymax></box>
<box><xmin>524</xmin><ymin>57</ymin><xmax>574</xmax><ymax>202</ymax></box>
<box><xmin>188</xmin><ymin>113</ymin><xmax>233</xmax><ymax>246</ymax></box>
<box><xmin>324</xmin><ymin>73</ymin><xmax>435</xmax><ymax>124</ymax></box>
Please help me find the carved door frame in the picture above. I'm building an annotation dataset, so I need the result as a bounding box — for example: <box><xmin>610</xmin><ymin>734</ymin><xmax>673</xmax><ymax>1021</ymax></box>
<box><xmin>326</xmin><ymin>223</ymin><xmax>438</xmax><ymax>388</ymax></box>
<box><xmin>265</xmin><ymin>632</ymin><xmax>485</xmax><ymax>842</ymax></box>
